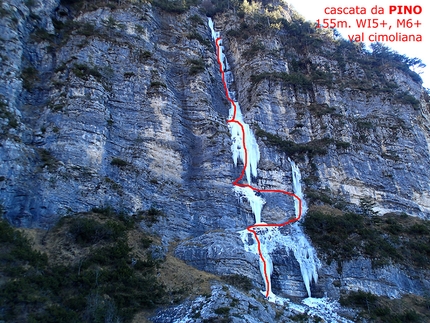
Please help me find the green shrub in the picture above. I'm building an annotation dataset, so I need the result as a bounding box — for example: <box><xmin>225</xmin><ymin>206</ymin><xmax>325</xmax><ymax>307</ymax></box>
<box><xmin>111</xmin><ymin>157</ymin><xmax>128</xmax><ymax>167</ymax></box>
<box><xmin>188</xmin><ymin>59</ymin><xmax>205</xmax><ymax>75</ymax></box>
<box><xmin>394</xmin><ymin>92</ymin><xmax>420</xmax><ymax>109</ymax></box>
<box><xmin>21</xmin><ymin>66</ymin><xmax>38</xmax><ymax>90</ymax></box>
<box><xmin>357</xmin><ymin>120</ymin><xmax>374</xmax><ymax>129</ymax></box>
<box><xmin>37</xmin><ymin>148</ymin><xmax>59</xmax><ymax>170</ymax></box>
<box><xmin>141</xmin><ymin>237</ymin><xmax>153</xmax><ymax>248</ymax></box>
<box><xmin>0</xmin><ymin>213</ymin><xmax>166</xmax><ymax>323</ymax></box>
<box><xmin>72</xmin><ymin>63</ymin><xmax>102</xmax><ymax>81</ymax></box>
<box><xmin>359</xmin><ymin>197</ymin><xmax>378</xmax><ymax>217</ymax></box>
<box><xmin>189</xmin><ymin>14</ymin><xmax>203</xmax><ymax>25</ymax></box>
<box><xmin>304</xmin><ymin>209</ymin><xmax>430</xmax><ymax>268</ymax></box>
<box><xmin>214</xmin><ymin>307</ymin><xmax>230</xmax><ymax>315</ymax></box>
<box><xmin>145</xmin><ymin>207</ymin><xmax>165</xmax><ymax>224</ymax></box>
<box><xmin>52</xmin><ymin>19</ymin><xmax>80</xmax><ymax>44</ymax></box>
<box><xmin>0</xmin><ymin>1</ymin><xmax>8</xmax><ymax>17</ymax></box>
<box><xmin>400</xmin><ymin>310</ymin><xmax>421</xmax><ymax>322</ymax></box>
<box><xmin>30</xmin><ymin>305</ymin><xmax>80</xmax><ymax>323</ymax></box>
<box><xmin>255</xmin><ymin>127</ymin><xmax>333</xmax><ymax>158</ymax></box>
<box><xmin>77</xmin><ymin>22</ymin><xmax>95</xmax><ymax>36</ymax></box>
<box><xmin>31</xmin><ymin>27</ymin><xmax>55</xmax><ymax>42</ymax></box>
<box><xmin>0</xmin><ymin>220</ymin><xmax>48</xmax><ymax>270</ymax></box>
<box><xmin>226</xmin><ymin>28</ymin><xmax>241</xmax><ymax>38</ymax></box>
<box><xmin>68</xmin><ymin>218</ymin><xmax>119</xmax><ymax>245</ymax></box>
<box><xmin>307</xmin><ymin>103</ymin><xmax>336</xmax><ymax>116</ymax></box>
<box><xmin>134</xmin><ymin>24</ymin><xmax>146</xmax><ymax>34</ymax></box>
<box><xmin>201</xmin><ymin>0</ymin><xmax>238</xmax><ymax>17</ymax></box>
<box><xmin>340</xmin><ymin>291</ymin><xmax>424</xmax><ymax>322</ymax></box>
<box><xmin>340</xmin><ymin>290</ymin><xmax>378</xmax><ymax>308</ymax></box>
<box><xmin>91</xmin><ymin>205</ymin><xmax>116</xmax><ymax>216</ymax></box>
<box><xmin>409</xmin><ymin>223</ymin><xmax>430</xmax><ymax>235</ymax></box>
<box><xmin>222</xmin><ymin>274</ymin><xmax>253</xmax><ymax>291</ymax></box>
<box><xmin>305</xmin><ymin>189</ymin><xmax>333</xmax><ymax>205</ymax></box>
<box><xmin>123</xmin><ymin>72</ymin><xmax>135</xmax><ymax>79</ymax></box>
<box><xmin>150</xmin><ymin>81</ymin><xmax>167</xmax><ymax>88</ymax></box>
<box><xmin>85</xmin><ymin>240</ymin><xmax>131</xmax><ymax>266</ymax></box>
<box><xmin>243</xmin><ymin>42</ymin><xmax>265</xmax><ymax>58</ymax></box>
<box><xmin>25</xmin><ymin>0</ymin><xmax>35</xmax><ymax>7</ymax></box>
<box><xmin>152</xmin><ymin>0</ymin><xmax>198</xmax><ymax>13</ymax></box>
<box><xmin>134</xmin><ymin>207</ymin><xmax>165</xmax><ymax>226</ymax></box>
<box><xmin>55</xmin><ymin>63</ymin><xmax>67</xmax><ymax>73</ymax></box>
<box><xmin>335</xmin><ymin>141</ymin><xmax>350</xmax><ymax>149</ymax></box>
<box><xmin>136</xmin><ymin>50</ymin><xmax>152</xmax><ymax>62</ymax></box>
<box><xmin>103</xmin><ymin>15</ymin><xmax>120</xmax><ymax>30</ymax></box>
<box><xmin>187</xmin><ymin>31</ymin><xmax>210</xmax><ymax>47</ymax></box>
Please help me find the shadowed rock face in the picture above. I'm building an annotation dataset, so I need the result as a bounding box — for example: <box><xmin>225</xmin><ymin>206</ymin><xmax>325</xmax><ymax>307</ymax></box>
<box><xmin>1</xmin><ymin>0</ymin><xmax>240</xmax><ymax>235</ymax></box>
<box><xmin>0</xmin><ymin>0</ymin><xmax>429</xmax><ymax>316</ymax></box>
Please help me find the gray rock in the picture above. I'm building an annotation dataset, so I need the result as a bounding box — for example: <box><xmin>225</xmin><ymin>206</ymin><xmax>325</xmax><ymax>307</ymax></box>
<box><xmin>1</xmin><ymin>1</ymin><xmax>429</xmax><ymax>321</ymax></box>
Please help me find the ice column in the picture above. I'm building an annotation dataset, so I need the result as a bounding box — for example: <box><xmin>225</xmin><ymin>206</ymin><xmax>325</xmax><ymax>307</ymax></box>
<box><xmin>289</xmin><ymin>158</ymin><xmax>320</xmax><ymax>297</ymax></box>
<box><xmin>289</xmin><ymin>158</ymin><xmax>308</xmax><ymax>217</ymax></box>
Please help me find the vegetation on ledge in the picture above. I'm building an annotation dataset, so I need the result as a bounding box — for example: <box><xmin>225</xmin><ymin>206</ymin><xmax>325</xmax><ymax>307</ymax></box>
<box><xmin>303</xmin><ymin>206</ymin><xmax>430</xmax><ymax>269</ymax></box>
<box><xmin>340</xmin><ymin>291</ymin><xmax>430</xmax><ymax>322</ymax></box>
<box><xmin>255</xmin><ymin>127</ymin><xmax>330</xmax><ymax>157</ymax></box>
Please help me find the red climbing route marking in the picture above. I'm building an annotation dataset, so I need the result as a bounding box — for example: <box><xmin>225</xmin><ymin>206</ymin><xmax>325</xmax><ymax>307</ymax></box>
<box><xmin>215</xmin><ymin>37</ymin><xmax>303</xmax><ymax>298</ymax></box>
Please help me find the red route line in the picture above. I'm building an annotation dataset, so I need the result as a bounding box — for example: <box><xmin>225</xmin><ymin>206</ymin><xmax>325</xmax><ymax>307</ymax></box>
<box><xmin>215</xmin><ymin>37</ymin><xmax>303</xmax><ymax>298</ymax></box>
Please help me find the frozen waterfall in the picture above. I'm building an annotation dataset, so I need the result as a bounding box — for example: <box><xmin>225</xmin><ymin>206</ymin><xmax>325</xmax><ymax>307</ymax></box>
<box><xmin>208</xmin><ymin>17</ymin><xmax>320</xmax><ymax>299</ymax></box>
<box><xmin>208</xmin><ymin>18</ymin><xmax>260</xmax><ymax>186</ymax></box>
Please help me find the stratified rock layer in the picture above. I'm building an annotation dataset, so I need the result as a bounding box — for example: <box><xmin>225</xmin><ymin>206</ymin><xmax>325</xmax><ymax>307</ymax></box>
<box><xmin>0</xmin><ymin>1</ymin><xmax>429</xmax><ymax>319</ymax></box>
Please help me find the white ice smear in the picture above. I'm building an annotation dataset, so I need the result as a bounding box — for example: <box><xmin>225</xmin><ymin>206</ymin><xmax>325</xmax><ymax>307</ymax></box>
<box><xmin>289</xmin><ymin>224</ymin><xmax>321</xmax><ymax>297</ymax></box>
<box><xmin>234</xmin><ymin>186</ymin><xmax>265</xmax><ymax>224</ymax></box>
<box><xmin>289</xmin><ymin>158</ymin><xmax>319</xmax><ymax>297</ymax></box>
<box><xmin>208</xmin><ymin>17</ymin><xmax>320</xmax><ymax>300</ymax></box>
<box><xmin>229</xmin><ymin>110</ymin><xmax>260</xmax><ymax>184</ymax></box>
<box><xmin>290</xmin><ymin>158</ymin><xmax>308</xmax><ymax>217</ymax></box>
<box><xmin>240</xmin><ymin>223</ymin><xmax>321</xmax><ymax>298</ymax></box>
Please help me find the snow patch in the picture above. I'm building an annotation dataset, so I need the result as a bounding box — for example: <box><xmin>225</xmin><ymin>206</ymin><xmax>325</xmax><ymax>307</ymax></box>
<box><xmin>303</xmin><ymin>297</ymin><xmax>354</xmax><ymax>323</ymax></box>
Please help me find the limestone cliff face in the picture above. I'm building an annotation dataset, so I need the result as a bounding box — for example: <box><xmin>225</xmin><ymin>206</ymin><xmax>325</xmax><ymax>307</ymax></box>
<box><xmin>1</xmin><ymin>0</ymin><xmax>430</xmax><ymax>320</ymax></box>
<box><xmin>215</xmin><ymin>12</ymin><xmax>430</xmax><ymax>219</ymax></box>
<box><xmin>1</xmin><ymin>0</ymin><xmax>238</xmax><ymax>236</ymax></box>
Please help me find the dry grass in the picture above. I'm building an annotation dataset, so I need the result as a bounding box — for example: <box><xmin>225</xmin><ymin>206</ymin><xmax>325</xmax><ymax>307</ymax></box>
<box><xmin>21</xmin><ymin>213</ymin><xmax>117</xmax><ymax>266</ymax></box>
<box><xmin>158</xmin><ymin>253</ymin><xmax>218</xmax><ymax>297</ymax></box>
<box><xmin>308</xmin><ymin>204</ymin><xmax>343</xmax><ymax>217</ymax></box>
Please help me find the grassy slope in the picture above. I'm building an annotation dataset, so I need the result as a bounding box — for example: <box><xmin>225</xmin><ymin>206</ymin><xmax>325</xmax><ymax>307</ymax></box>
<box><xmin>0</xmin><ymin>210</ymin><xmax>220</xmax><ymax>323</ymax></box>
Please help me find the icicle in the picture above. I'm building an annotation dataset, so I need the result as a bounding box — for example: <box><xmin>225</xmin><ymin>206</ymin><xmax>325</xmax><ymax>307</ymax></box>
<box><xmin>208</xmin><ymin>17</ymin><xmax>260</xmax><ymax>185</ymax></box>
<box><xmin>243</xmin><ymin>122</ymin><xmax>260</xmax><ymax>182</ymax></box>
<box><xmin>289</xmin><ymin>223</ymin><xmax>321</xmax><ymax>297</ymax></box>
<box><xmin>289</xmin><ymin>159</ymin><xmax>320</xmax><ymax>297</ymax></box>
<box><xmin>289</xmin><ymin>158</ymin><xmax>308</xmax><ymax>216</ymax></box>
<box><xmin>208</xmin><ymin>17</ymin><xmax>218</xmax><ymax>40</ymax></box>
<box><xmin>234</xmin><ymin>186</ymin><xmax>265</xmax><ymax>223</ymax></box>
